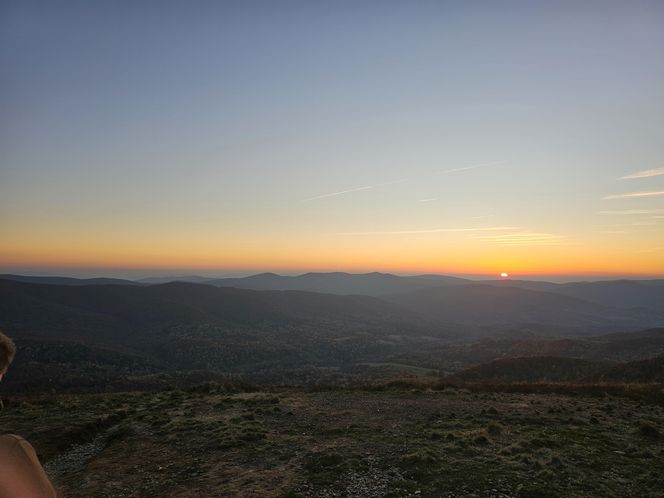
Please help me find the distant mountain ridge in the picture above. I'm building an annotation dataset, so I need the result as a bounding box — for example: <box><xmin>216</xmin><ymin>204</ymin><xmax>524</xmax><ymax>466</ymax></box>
<box><xmin>3</xmin><ymin>272</ymin><xmax>664</xmax><ymax>323</ymax></box>
<box><xmin>0</xmin><ymin>274</ymin><xmax>141</xmax><ymax>286</ymax></box>
<box><xmin>137</xmin><ymin>275</ymin><xmax>217</xmax><ymax>284</ymax></box>
<box><xmin>4</xmin><ymin>272</ymin><xmax>664</xmax><ymax>308</ymax></box>
<box><xmin>207</xmin><ymin>271</ymin><xmax>470</xmax><ymax>296</ymax></box>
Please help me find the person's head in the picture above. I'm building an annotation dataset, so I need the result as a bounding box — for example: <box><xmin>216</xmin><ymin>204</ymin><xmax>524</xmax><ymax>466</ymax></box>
<box><xmin>0</xmin><ymin>332</ymin><xmax>16</xmax><ymax>382</ymax></box>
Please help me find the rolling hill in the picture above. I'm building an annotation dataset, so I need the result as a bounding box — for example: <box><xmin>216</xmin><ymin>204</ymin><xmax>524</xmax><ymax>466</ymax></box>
<box><xmin>596</xmin><ymin>355</ymin><xmax>664</xmax><ymax>383</ymax></box>
<box><xmin>449</xmin><ymin>353</ymin><xmax>664</xmax><ymax>384</ymax></box>
<box><xmin>0</xmin><ymin>279</ymin><xmax>445</xmax><ymax>346</ymax></box>
<box><xmin>2</xmin><ymin>277</ymin><xmax>664</xmax><ymax>392</ymax></box>
<box><xmin>0</xmin><ymin>279</ymin><xmax>456</xmax><ymax>391</ymax></box>
<box><xmin>449</xmin><ymin>356</ymin><xmax>608</xmax><ymax>383</ymax></box>
<box><xmin>552</xmin><ymin>280</ymin><xmax>664</xmax><ymax>311</ymax></box>
<box><xmin>478</xmin><ymin>278</ymin><xmax>664</xmax><ymax>312</ymax></box>
<box><xmin>387</xmin><ymin>284</ymin><xmax>662</xmax><ymax>329</ymax></box>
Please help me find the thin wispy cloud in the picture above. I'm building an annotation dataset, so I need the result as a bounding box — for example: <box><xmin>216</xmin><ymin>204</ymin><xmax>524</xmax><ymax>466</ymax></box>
<box><xmin>301</xmin><ymin>160</ymin><xmax>507</xmax><ymax>202</ymax></box>
<box><xmin>597</xmin><ymin>209</ymin><xmax>662</xmax><ymax>215</ymax></box>
<box><xmin>336</xmin><ymin>226</ymin><xmax>519</xmax><ymax>236</ymax></box>
<box><xmin>603</xmin><ymin>191</ymin><xmax>664</xmax><ymax>200</ymax></box>
<box><xmin>601</xmin><ymin>222</ymin><xmax>658</xmax><ymax>227</ymax></box>
<box><xmin>475</xmin><ymin>232</ymin><xmax>568</xmax><ymax>246</ymax></box>
<box><xmin>416</xmin><ymin>198</ymin><xmax>438</xmax><ymax>203</ymax></box>
<box><xmin>620</xmin><ymin>167</ymin><xmax>664</xmax><ymax>180</ymax></box>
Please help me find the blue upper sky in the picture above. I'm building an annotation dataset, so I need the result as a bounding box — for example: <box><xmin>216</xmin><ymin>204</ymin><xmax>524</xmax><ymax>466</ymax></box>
<box><xmin>1</xmin><ymin>1</ymin><xmax>663</xmax><ymax>278</ymax></box>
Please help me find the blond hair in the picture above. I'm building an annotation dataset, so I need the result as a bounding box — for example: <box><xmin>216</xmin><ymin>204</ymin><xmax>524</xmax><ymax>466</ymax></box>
<box><xmin>0</xmin><ymin>332</ymin><xmax>16</xmax><ymax>372</ymax></box>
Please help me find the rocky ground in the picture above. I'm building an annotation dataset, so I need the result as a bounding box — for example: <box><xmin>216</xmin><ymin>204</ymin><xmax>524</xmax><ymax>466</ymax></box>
<box><xmin>1</xmin><ymin>384</ymin><xmax>663</xmax><ymax>497</ymax></box>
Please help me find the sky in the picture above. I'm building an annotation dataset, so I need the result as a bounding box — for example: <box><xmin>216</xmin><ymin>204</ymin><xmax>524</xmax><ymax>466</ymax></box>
<box><xmin>1</xmin><ymin>0</ymin><xmax>664</xmax><ymax>280</ymax></box>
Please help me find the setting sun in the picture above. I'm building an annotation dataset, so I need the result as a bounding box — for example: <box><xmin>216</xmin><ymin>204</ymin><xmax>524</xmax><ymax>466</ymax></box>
<box><xmin>500</xmin><ymin>272</ymin><xmax>509</xmax><ymax>278</ymax></box>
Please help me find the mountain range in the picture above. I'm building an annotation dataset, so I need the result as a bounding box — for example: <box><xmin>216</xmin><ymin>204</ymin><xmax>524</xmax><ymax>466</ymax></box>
<box><xmin>3</xmin><ymin>271</ymin><xmax>664</xmax><ymax>310</ymax></box>
<box><xmin>1</xmin><ymin>272</ymin><xmax>664</xmax><ymax>392</ymax></box>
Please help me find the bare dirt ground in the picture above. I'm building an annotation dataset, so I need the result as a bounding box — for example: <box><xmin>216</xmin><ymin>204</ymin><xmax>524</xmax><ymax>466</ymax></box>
<box><xmin>1</xmin><ymin>385</ymin><xmax>663</xmax><ymax>497</ymax></box>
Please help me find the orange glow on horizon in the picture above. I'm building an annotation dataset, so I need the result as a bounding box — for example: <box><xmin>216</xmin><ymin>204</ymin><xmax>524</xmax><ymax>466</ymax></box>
<box><xmin>2</xmin><ymin>220</ymin><xmax>664</xmax><ymax>278</ymax></box>
<box><xmin>2</xmin><ymin>242</ymin><xmax>664</xmax><ymax>278</ymax></box>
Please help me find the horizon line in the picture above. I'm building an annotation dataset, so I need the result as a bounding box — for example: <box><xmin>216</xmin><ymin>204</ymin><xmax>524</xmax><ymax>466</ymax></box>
<box><xmin>2</xmin><ymin>267</ymin><xmax>664</xmax><ymax>282</ymax></box>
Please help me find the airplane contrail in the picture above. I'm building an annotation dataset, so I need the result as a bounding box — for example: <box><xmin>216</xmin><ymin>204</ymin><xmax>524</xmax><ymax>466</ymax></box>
<box><xmin>300</xmin><ymin>179</ymin><xmax>408</xmax><ymax>202</ymax></box>
<box><xmin>440</xmin><ymin>160</ymin><xmax>508</xmax><ymax>174</ymax></box>
<box><xmin>301</xmin><ymin>185</ymin><xmax>374</xmax><ymax>202</ymax></box>
<box><xmin>300</xmin><ymin>160</ymin><xmax>508</xmax><ymax>202</ymax></box>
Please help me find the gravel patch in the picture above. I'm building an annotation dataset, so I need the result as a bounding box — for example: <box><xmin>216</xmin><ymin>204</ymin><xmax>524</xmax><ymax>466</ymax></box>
<box><xmin>44</xmin><ymin>431</ymin><xmax>108</xmax><ymax>480</ymax></box>
<box><xmin>296</xmin><ymin>457</ymin><xmax>411</xmax><ymax>498</ymax></box>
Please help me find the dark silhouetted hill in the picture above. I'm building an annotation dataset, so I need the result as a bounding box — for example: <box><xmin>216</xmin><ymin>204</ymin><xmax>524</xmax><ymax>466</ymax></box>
<box><xmin>450</xmin><ymin>356</ymin><xmax>608</xmax><ymax>383</ymax></box>
<box><xmin>450</xmin><ymin>352</ymin><xmax>664</xmax><ymax>384</ymax></box>
<box><xmin>137</xmin><ymin>275</ymin><xmax>216</xmax><ymax>284</ymax></box>
<box><xmin>388</xmin><ymin>327</ymin><xmax>664</xmax><ymax>377</ymax></box>
<box><xmin>596</xmin><ymin>355</ymin><xmax>664</xmax><ymax>383</ymax></box>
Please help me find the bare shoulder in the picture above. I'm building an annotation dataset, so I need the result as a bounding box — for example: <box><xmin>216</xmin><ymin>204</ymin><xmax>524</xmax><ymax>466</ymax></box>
<box><xmin>0</xmin><ymin>433</ymin><xmax>37</xmax><ymax>454</ymax></box>
<box><xmin>0</xmin><ymin>433</ymin><xmax>26</xmax><ymax>450</ymax></box>
<box><xmin>0</xmin><ymin>434</ymin><xmax>34</xmax><ymax>465</ymax></box>
<box><xmin>0</xmin><ymin>434</ymin><xmax>57</xmax><ymax>497</ymax></box>
<box><xmin>0</xmin><ymin>433</ymin><xmax>25</xmax><ymax>442</ymax></box>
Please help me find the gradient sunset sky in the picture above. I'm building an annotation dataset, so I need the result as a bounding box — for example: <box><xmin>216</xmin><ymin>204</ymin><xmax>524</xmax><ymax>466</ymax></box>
<box><xmin>2</xmin><ymin>1</ymin><xmax>664</xmax><ymax>279</ymax></box>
